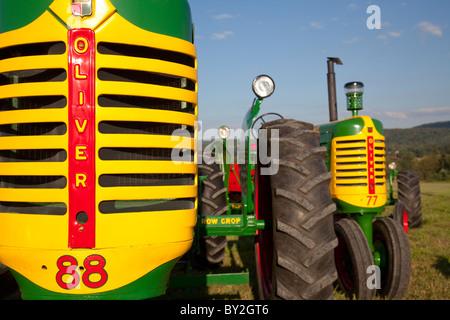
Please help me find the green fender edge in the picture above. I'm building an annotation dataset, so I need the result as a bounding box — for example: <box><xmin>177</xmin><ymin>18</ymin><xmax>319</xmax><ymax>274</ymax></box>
<box><xmin>0</xmin><ymin>0</ymin><xmax>53</xmax><ymax>34</ymax></box>
<box><xmin>9</xmin><ymin>258</ymin><xmax>178</xmax><ymax>300</ymax></box>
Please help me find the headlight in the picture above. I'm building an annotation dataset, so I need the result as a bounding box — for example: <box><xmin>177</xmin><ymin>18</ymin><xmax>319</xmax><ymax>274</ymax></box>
<box><xmin>388</xmin><ymin>162</ymin><xmax>397</xmax><ymax>170</ymax></box>
<box><xmin>252</xmin><ymin>75</ymin><xmax>275</xmax><ymax>99</ymax></box>
<box><xmin>218</xmin><ymin>125</ymin><xmax>230</xmax><ymax>139</ymax></box>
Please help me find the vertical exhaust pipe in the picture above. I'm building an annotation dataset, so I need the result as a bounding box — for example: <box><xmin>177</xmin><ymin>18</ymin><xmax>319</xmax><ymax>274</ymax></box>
<box><xmin>327</xmin><ymin>57</ymin><xmax>343</xmax><ymax>122</ymax></box>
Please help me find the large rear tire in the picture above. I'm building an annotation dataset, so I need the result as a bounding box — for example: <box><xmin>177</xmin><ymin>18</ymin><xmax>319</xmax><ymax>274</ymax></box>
<box><xmin>198</xmin><ymin>158</ymin><xmax>228</xmax><ymax>265</ymax></box>
<box><xmin>255</xmin><ymin>119</ymin><xmax>338</xmax><ymax>300</ymax></box>
<box><xmin>397</xmin><ymin>170</ymin><xmax>422</xmax><ymax>228</ymax></box>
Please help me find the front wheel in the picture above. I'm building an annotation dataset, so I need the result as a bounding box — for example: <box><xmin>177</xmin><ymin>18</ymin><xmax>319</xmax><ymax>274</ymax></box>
<box><xmin>373</xmin><ymin>218</ymin><xmax>411</xmax><ymax>299</ymax></box>
<box><xmin>334</xmin><ymin>218</ymin><xmax>376</xmax><ymax>300</ymax></box>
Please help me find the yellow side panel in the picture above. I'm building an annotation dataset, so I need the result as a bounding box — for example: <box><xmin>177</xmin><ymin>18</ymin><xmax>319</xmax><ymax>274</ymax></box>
<box><xmin>0</xmin><ymin>214</ymin><xmax>67</xmax><ymax>249</ymax></box>
<box><xmin>96</xmin><ymin>210</ymin><xmax>196</xmax><ymax>248</ymax></box>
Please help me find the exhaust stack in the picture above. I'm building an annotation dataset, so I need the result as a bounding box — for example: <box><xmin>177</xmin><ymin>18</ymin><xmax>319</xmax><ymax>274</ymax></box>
<box><xmin>327</xmin><ymin>57</ymin><xmax>343</xmax><ymax>122</ymax></box>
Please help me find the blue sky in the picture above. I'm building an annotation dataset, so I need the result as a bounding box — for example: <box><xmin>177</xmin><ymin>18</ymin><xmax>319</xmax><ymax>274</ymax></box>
<box><xmin>188</xmin><ymin>0</ymin><xmax>450</xmax><ymax>132</ymax></box>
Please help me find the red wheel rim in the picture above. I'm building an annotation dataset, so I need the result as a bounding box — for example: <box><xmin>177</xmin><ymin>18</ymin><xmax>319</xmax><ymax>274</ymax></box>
<box><xmin>402</xmin><ymin>208</ymin><xmax>408</xmax><ymax>234</ymax></box>
<box><xmin>255</xmin><ymin>166</ymin><xmax>273</xmax><ymax>298</ymax></box>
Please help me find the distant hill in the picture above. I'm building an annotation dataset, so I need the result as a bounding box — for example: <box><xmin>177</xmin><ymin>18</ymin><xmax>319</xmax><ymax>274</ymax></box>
<box><xmin>384</xmin><ymin>123</ymin><xmax>450</xmax><ymax>156</ymax></box>
<box><xmin>414</xmin><ymin>121</ymin><xmax>450</xmax><ymax>129</ymax></box>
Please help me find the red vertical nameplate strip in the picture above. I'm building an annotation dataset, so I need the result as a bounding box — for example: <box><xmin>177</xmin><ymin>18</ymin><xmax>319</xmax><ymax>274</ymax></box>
<box><xmin>367</xmin><ymin>136</ymin><xmax>375</xmax><ymax>195</ymax></box>
<box><xmin>68</xmin><ymin>29</ymin><xmax>96</xmax><ymax>248</ymax></box>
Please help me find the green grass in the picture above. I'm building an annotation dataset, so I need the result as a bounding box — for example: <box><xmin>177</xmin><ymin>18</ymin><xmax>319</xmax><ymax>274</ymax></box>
<box><xmin>403</xmin><ymin>181</ymin><xmax>450</xmax><ymax>300</ymax></box>
<box><xmin>164</xmin><ymin>181</ymin><xmax>450</xmax><ymax>300</ymax></box>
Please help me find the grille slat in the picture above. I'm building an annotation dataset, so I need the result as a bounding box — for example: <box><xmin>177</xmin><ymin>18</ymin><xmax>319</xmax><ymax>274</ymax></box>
<box><xmin>98</xmin><ymin>121</ymin><xmax>193</xmax><ymax>137</ymax></box>
<box><xmin>0</xmin><ymin>68</ymin><xmax>67</xmax><ymax>86</ymax></box>
<box><xmin>0</xmin><ymin>96</ymin><xmax>67</xmax><ymax>111</ymax></box>
<box><xmin>0</xmin><ymin>149</ymin><xmax>67</xmax><ymax>163</ymax></box>
<box><xmin>0</xmin><ymin>122</ymin><xmax>67</xmax><ymax>137</ymax></box>
<box><xmin>0</xmin><ymin>201</ymin><xmax>67</xmax><ymax>215</ymax></box>
<box><xmin>0</xmin><ymin>175</ymin><xmax>67</xmax><ymax>189</ymax></box>
<box><xmin>99</xmin><ymin>198</ymin><xmax>195</xmax><ymax>214</ymax></box>
<box><xmin>0</xmin><ymin>42</ymin><xmax>65</xmax><ymax>60</ymax></box>
<box><xmin>99</xmin><ymin>174</ymin><xmax>195</xmax><ymax>188</ymax></box>
<box><xmin>98</xmin><ymin>147</ymin><xmax>193</xmax><ymax>162</ymax></box>
<box><xmin>98</xmin><ymin>94</ymin><xmax>194</xmax><ymax>113</ymax></box>
<box><xmin>98</xmin><ymin>68</ymin><xmax>195</xmax><ymax>91</ymax></box>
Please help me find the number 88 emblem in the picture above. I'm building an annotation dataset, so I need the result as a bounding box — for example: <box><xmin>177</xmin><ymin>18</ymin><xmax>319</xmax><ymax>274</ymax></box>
<box><xmin>56</xmin><ymin>255</ymin><xmax>108</xmax><ymax>289</ymax></box>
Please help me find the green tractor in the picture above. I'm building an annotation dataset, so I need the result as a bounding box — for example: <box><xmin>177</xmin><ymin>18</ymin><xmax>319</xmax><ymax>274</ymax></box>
<box><xmin>312</xmin><ymin>57</ymin><xmax>422</xmax><ymax>299</ymax></box>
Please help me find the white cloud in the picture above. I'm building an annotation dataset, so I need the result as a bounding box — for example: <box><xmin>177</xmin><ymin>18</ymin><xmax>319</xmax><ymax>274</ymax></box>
<box><xmin>385</xmin><ymin>111</ymin><xmax>408</xmax><ymax>119</ymax></box>
<box><xmin>342</xmin><ymin>37</ymin><xmax>360</xmax><ymax>45</ymax></box>
<box><xmin>348</xmin><ymin>3</ymin><xmax>357</xmax><ymax>10</ymax></box>
<box><xmin>417</xmin><ymin>21</ymin><xmax>443</xmax><ymax>37</ymax></box>
<box><xmin>366</xmin><ymin>106</ymin><xmax>450</xmax><ymax>128</ymax></box>
<box><xmin>377</xmin><ymin>30</ymin><xmax>404</xmax><ymax>42</ymax></box>
<box><xmin>374</xmin><ymin>106</ymin><xmax>450</xmax><ymax>120</ymax></box>
<box><xmin>388</xmin><ymin>31</ymin><xmax>403</xmax><ymax>38</ymax></box>
<box><xmin>412</xmin><ymin>106</ymin><xmax>450</xmax><ymax>114</ymax></box>
<box><xmin>211</xmin><ymin>31</ymin><xmax>234</xmax><ymax>40</ymax></box>
<box><xmin>214</xmin><ymin>13</ymin><xmax>234</xmax><ymax>20</ymax></box>
<box><xmin>310</xmin><ymin>21</ymin><xmax>324</xmax><ymax>30</ymax></box>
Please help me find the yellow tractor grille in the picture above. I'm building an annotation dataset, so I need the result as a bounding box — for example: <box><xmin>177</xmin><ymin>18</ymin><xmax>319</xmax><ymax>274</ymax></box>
<box><xmin>0</xmin><ymin>40</ymin><xmax>68</xmax><ymax>217</ymax></box>
<box><xmin>95</xmin><ymin>33</ymin><xmax>198</xmax><ymax>219</ymax></box>
<box><xmin>334</xmin><ymin>138</ymin><xmax>386</xmax><ymax>189</ymax></box>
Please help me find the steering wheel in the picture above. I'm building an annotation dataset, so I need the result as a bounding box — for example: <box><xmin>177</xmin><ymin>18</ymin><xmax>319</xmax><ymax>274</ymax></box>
<box><xmin>250</xmin><ymin>112</ymin><xmax>284</xmax><ymax>139</ymax></box>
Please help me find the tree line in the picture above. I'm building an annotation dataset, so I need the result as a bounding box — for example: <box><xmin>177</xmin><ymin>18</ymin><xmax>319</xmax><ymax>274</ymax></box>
<box><xmin>384</xmin><ymin>124</ymin><xmax>450</xmax><ymax>181</ymax></box>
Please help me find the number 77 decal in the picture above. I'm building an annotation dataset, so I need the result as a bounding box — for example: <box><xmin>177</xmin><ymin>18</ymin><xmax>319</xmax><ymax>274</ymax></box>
<box><xmin>367</xmin><ymin>195</ymin><xmax>378</xmax><ymax>206</ymax></box>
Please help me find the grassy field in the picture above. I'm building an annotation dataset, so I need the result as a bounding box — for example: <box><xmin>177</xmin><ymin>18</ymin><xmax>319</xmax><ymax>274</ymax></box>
<box><xmin>164</xmin><ymin>181</ymin><xmax>450</xmax><ymax>300</ymax></box>
<box><xmin>402</xmin><ymin>181</ymin><xmax>450</xmax><ymax>299</ymax></box>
